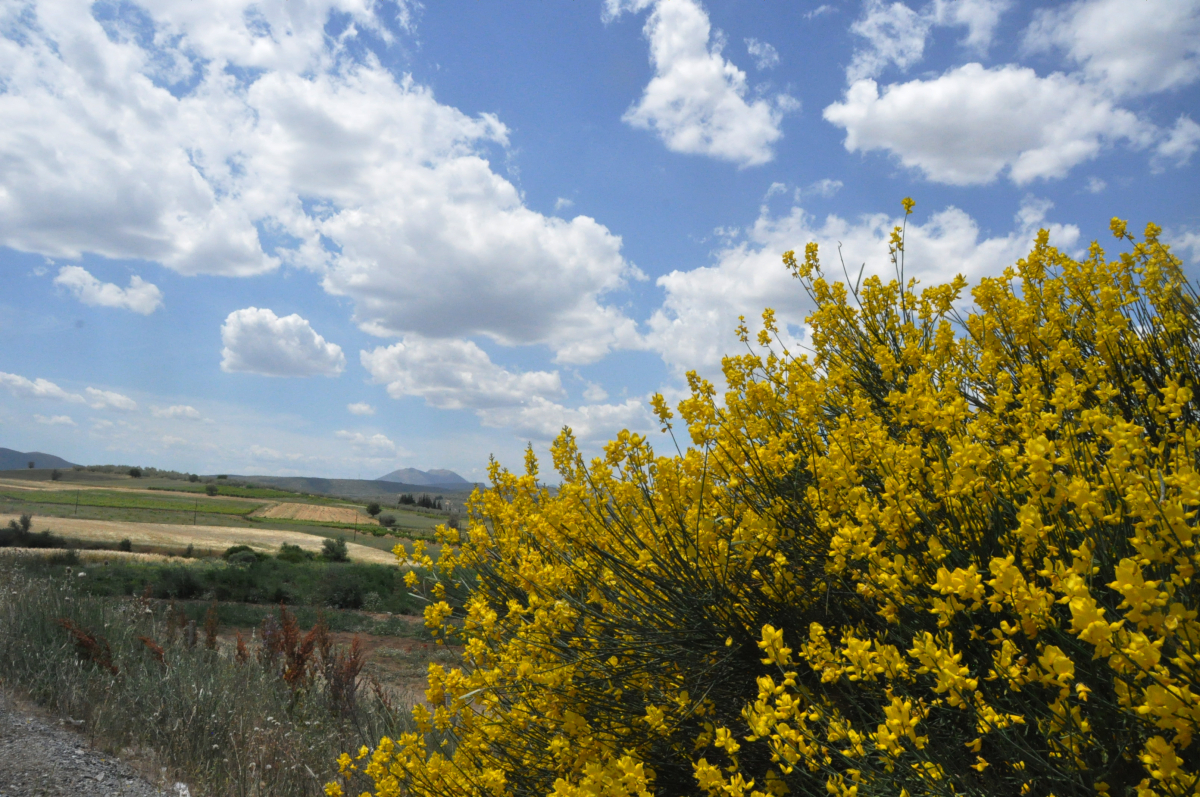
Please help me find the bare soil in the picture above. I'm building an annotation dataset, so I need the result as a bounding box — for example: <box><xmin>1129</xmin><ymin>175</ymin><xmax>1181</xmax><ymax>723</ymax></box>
<box><xmin>251</xmin><ymin>503</ymin><xmax>373</xmax><ymax>525</ymax></box>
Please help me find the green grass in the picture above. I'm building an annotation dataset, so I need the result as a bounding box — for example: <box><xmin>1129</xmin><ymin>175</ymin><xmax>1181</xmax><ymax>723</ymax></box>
<box><xmin>0</xmin><ymin>565</ymin><xmax>419</xmax><ymax>796</ymax></box>
<box><xmin>145</xmin><ymin>483</ymin><xmax>343</xmax><ymax>502</ymax></box>
<box><xmin>14</xmin><ymin>553</ymin><xmax>423</xmax><ymax>616</ymax></box>
<box><xmin>0</xmin><ymin>487</ymin><xmax>256</xmax><ymax>516</ymax></box>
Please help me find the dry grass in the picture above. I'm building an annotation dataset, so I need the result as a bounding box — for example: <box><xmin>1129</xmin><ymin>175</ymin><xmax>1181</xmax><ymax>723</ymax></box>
<box><xmin>0</xmin><ymin>478</ymin><xmax>268</xmax><ymax>505</ymax></box>
<box><xmin>251</xmin><ymin>503</ymin><xmax>373</xmax><ymax>524</ymax></box>
<box><xmin>0</xmin><ymin>514</ymin><xmax>397</xmax><ymax>565</ymax></box>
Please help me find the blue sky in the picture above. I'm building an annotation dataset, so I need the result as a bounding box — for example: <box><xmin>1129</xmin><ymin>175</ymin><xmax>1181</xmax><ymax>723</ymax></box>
<box><xmin>1</xmin><ymin>0</ymin><xmax>1198</xmax><ymax>481</ymax></box>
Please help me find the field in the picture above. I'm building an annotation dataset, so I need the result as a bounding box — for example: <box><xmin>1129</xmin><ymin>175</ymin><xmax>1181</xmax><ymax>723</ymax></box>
<box><xmin>252</xmin><ymin>501</ymin><xmax>372</xmax><ymax>524</ymax></box>
<box><xmin>0</xmin><ymin>513</ymin><xmax>400</xmax><ymax>564</ymax></box>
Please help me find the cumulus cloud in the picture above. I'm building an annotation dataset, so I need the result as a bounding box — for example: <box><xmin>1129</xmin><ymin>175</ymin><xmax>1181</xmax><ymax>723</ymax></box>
<box><xmin>824</xmin><ymin>64</ymin><xmax>1155</xmax><ymax>185</ymax></box>
<box><xmin>647</xmin><ymin>197</ymin><xmax>1081</xmax><ymax>377</ymax></box>
<box><xmin>0</xmin><ymin>372</ymin><xmax>85</xmax><ymax>403</ymax></box>
<box><xmin>614</xmin><ymin>0</ymin><xmax>797</xmax><ymax>167</ymax></box>
<box><xmin>1024</xmin><ymin>0</ymin><xmax>1200</xmax><ymax>97</ymax></box>
<box><xmin>0</xmin><ymin>0</ymin><xmax>645</xmax><ymax>364</ymax></box>
<box><xmin>347</xmin><ymin>402</ymin><xmax>376</xmax><ymax>416</ymax></box>
<box><xmin>335</xmin><ymin>430</ymin><xmax>402</xmax><ymax>456</ymax></box>
<box><xmin>220</xmin><ymin>308</ymin><xmax>346</xmax><ymax>377</ymax></box>
<box><xmin>930</xmin><ymin>0</ymin><xmax>1010</xmax><ymax>51</ymax></box>
<box><xmin>361</xmin><ymin>335</ymin><xmax>650</xmax><ymax>440</ymax></box>
<box><xmin>85</xmin><ymin>387</ymin><xmax>138</xmax><ymax>412</ymax></box>
<box><xmin>151</xmin><ymin>405</ymin><xmax>203</xmax><ymax>420</ymax></box>
<box><xmin>53</xmin><ymin>266</ymin><xmax>163</xmax><ymax>315</ymax></box>
<box><xmin>34</xmin><ymin>414</ymin><xmax>76</xmax><ymax>426</ymax></box>
<box><xmin>745</xmin><ymin>38</ymin><xmax>780</xmax><ymax>70</ymax></box>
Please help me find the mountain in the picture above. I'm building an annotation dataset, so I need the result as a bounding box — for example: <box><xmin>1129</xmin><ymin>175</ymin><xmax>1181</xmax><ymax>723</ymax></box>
<box><xmin>376</xmin><ymin>467</ymin><xmax>469</xmax><ymax>486</ymax></box>
<box><xmin>0</xmin><ymin>448</ymin><xmax>77</xmax><ymax>470</ymax></box>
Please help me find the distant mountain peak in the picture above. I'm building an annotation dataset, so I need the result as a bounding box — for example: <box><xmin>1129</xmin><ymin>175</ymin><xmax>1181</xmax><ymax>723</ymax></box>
<box><xmin>376</xmin><ymin>467</ymin><xmax>468</xmax><ymax>486</ymax></box>
<box><xmin>0</xmin><ymin>447</ymin><xmax>77</xmax><ymax>470</ymax></box>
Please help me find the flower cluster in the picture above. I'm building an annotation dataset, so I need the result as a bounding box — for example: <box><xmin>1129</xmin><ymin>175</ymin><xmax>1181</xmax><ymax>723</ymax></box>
<box><xmin>338</xmin><ymin>206</ymin><xmax>1200</xmax><ymax>797</ymax></box>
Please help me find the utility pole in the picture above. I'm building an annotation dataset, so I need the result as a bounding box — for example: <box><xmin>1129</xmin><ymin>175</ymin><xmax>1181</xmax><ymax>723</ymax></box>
<box><xmin>74</xmin><ymin>490</ymin><xmax>79</xmax><ymax>516</ymax></box>
<box><xmin>193</xmin><ymin>500</ymin><xmax>198</xmax><ymax>525</ymax></box>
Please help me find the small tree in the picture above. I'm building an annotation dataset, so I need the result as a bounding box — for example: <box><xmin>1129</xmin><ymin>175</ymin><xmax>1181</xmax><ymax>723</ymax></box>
<box><xmin>366</xmin><ymin>501</ymin><xmax>382</xmax><ymax>518</ymax></box>
<box><xmin>188</xmin><ymin>473</ymin><xmax>199</xmax><ymax>483</ymax></box>
<box><xmin>50</xmin><ymin>469</ymin><xmax>61</xmax><ymax>481</ymax></box>
<box><xmin>377</xmin><ymin>513</ymin><xmax>396</xmax><ymax>528</ymax></box>
<box><xmin>205</xmin><ymin>484</ymin><xmax>218</xmax><ymax>496</ymax></box>
<box><xmin>26</xmin><ymin>461</ymin><xmax>33</xmax><ymax>469</ymax></box>
<box><xmin>321</xmin><ymin>537</ymin><xmax>349</xmax><ymax>563</ymax></box>
<box><xmin>128</xmin><ymin>467</ymin><xmax>142</xmax><ymax>478</ymax></box>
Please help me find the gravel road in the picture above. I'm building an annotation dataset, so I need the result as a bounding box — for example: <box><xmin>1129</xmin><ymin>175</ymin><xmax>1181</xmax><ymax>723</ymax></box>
<box><xmin>0</xmin><ymin>689</ymin><xmax>184</xmax><ymax>797</ymax></box>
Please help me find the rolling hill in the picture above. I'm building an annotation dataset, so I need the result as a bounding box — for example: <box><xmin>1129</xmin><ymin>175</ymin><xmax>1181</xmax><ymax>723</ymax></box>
<box><xmin>0</xmin><ymin>448</ymin><xmax>77</xmax><ymax>470</ymax></box>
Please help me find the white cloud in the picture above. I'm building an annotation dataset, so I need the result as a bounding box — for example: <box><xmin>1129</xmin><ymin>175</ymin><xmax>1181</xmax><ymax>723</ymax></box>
<box><xmin>151</xmin><ymin>405</ymin><xmax>203</xmax><ymax>420</ymax></box>
<box><xmin>554</xmin><ymin>197</ymin><xmax>575</xmax><ymax>212</ymax></box>
<box><xmin>583</xmin><ymin>382</ymin><xmax>609</xmax><ymax>403</ymax></box>
<box><xmin>361</xmin><ymin>336</ymin><xmax>564</xmax><ymax>411</ymax></box>
<box><xmin>824</xmin><ymin>64</ymin><xmax>1155</xmax><ymax>185</ymax></box>
<box><xmin>616</xmin><ymin>0</ymin><xmax>797</xmax><ymax>167</ymax></box>
<box><xmin>0</xmin><ymin>0</ymin><xmax>642</xmax><ymax>366</ymax></box>
<box><xmin>847</xmin><ymin>0</ymin><xmax>1010</xmax><ymax>82</ymax></box>
<box><xmin>796</xmin><ymin>179</ymin><xmax>844</xmax><ymax>199</ymax></box>
<box><xmin>1154</xmin><ymin>117</ymin><xmax>1200</xmax><ymax>169</ymax></box>
<box><xmin>34</xmin><ymin>414</ymin><xmax>76</xmax><ymax>426</ymax></box>
<box><xmin>347</xmin><ymin>402</ymin><xmax>376</xmax><ymax>416</ymax></box>
<box><xmin>53</xmin><ymin>266</ymin><xmax>163</xmax><ymax>315</ymax></box>
<box><xmin>220</xmin><ymin>308</ymin><xmax>346</xmax><ymax>377</ymax></box>
<box><xmin>361</xmin><ymin>335</ymin><xmax>650</xmax><ymax>440</ymax></box>
<box><xmin>161</xmin><ymin>435</ymin><xmax>188</xmax><ymax>447</ymax></box>
<box><xmin>931</xmin><ymin>0</ymin><xmax>1010</xmax><ymax>51</ymax></box>
<box><xmin>91</xmin><ymin>419</ymin><xmax>114</xmax><ymax>430</ymax></box>
<box><xmin>85</xmin><ymin>387</ymin><xmax>137</xmax><ymax>412</ymax></box>
<box><xmin>0</xmin><ymin>372</ymin><xmax>85</xmax><ymax>403</ymax></box>
<box><xmin>1085</xmin><ymin>176</ymin><xmax>1106</xmax><ymax>193</ymax></box>
<box><xmin>847</xmin><ymin>0</ymin><xmax>931</xmax><ymax>82</ymax></box>
<box><xmin>647</xmin><ymin>197</ymin><xmax>1080</xmax><ymax>377</ymax></box>
<box><xmin>335</xmin><ymin>430</ymin><xmax>402</xmax><ymax>456</ymax></box>
<box><xmin>806</xmin><ymin>5</ymin><xmax>836</xmax><ymax>20</ymax></box>
<box><xmin>1024</xmin><ymin>0</ymin><xmax>1200</xmax><ymax>97</ymax></box>
<box><xmin>745</xmin><ymin>38</ymin><xmax>780</xmax><ymax>70</ymax></box>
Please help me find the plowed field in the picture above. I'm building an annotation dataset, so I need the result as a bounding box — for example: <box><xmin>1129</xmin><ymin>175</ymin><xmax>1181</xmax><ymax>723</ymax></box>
<box><xmin>251</xmin><ymin>502</ymin><xmax>372</xmax><ymax>524</ymax></box>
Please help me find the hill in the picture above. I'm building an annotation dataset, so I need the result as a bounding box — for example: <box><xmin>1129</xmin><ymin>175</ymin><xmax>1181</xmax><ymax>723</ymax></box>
<box><xmin>0</xmin><ymin>448</ymin><xmax>76</xmax><ymax>470</ymax></box>
<box><xmin>376</xmin><ymin>467</ymin><xmax>468</xmax><ymax>486</ymax></box>
<box><xmin>238</xmin><ymin>475</ymin><xmax>477</xmax><ymax>500</ymax></box>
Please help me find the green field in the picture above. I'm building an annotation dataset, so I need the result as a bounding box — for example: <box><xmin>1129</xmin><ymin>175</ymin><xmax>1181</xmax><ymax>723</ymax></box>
<box><xmin>145</xmin><ymin>483</ymin><xmax>342</xmax><ymax>501</ymax></box>
<box><xmin>0</xmin><ymin>487</ymin><xmax>256</xmax><ymax>516</ymax></box>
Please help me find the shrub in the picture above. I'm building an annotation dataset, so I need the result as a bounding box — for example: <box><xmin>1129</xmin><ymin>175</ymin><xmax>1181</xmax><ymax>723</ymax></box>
<box><xmin>340</xmin><ymin>216</ymin><xmax>1200</xmax><ymax>797</ymax></box>
<box><xmin>321</xmin><ymin>569</ymin><xmax>365</xmax><ymax>610</ymax></box>
<box><xmin>205</xmin><ymin>484</ymin><xmax>219</xmax><ymax>496</ymax></box>
<box><xmin>128</xmin><ymin>467</ymin><xmax>142</xmax><ymax>478</ymax></box>
<box><xmin>118</xmin><ymin>538</ymin><xmax>132</xmax><ymax>552</ymax></box>
<box><xmin>322</xmin><ymin>537</ymin><xmax>349</xmax><ymax>563</ymax></box>
<box><xmin>277</xmin><ymin>543</ymin><xmax>316</xmax><ymax>563</ymax></box>
<box><xmin>377</xmin><ymin>513</ymin><xmax>396</xmax><ymax>528</ymax></box>
<box><xmin>50</xmin><ymin>468</ymin><xmax>61</xmax><ymax>481</ymax></box>
<box><xmin>188</xmin><ymin>473</ymin><xmax>199</xmax><ymax>483</ymax></box>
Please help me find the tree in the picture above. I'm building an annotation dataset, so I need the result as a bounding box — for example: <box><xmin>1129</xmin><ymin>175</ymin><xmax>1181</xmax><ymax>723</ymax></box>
<box><xmin>377</xmin><ymin>513</ymin><xmax>396</xmax><ymax>528</ymax></box>
<box><xmin>366</xmin><ymin>501</ymin><xmax>382</xmax><ymax>518</ymax></box>
<box><xmin>336</xmin><ymin>214</ymin><xmax>1200</xmax><ymax>797</ymax></box>
<box><xmin>205</xmin><ymin>484</ymin><xmax>218</xmax><ymax>496</ymax></box>
<box><xmin>26</xmin><ymin>461</ymin><xmax>33</xmax><ymax>469</ymax></box>
<box><xmin>321</xmin><ymin>537</ymin><xmax>349</xmax><ymax>563</ymax></box>
<box><xmin>128</xmin><ymin>467</ymin><xmax>142</xmax><ymax>478</ymax></box>
<box><xmin>50</xmin><ymin>469</ymin><xmax>61</xmax><ymax>481</ymax></box>
<box><xmin>188</xmin><ymin>473</ymin><xmax>200</xmax><ymax>483</ymax></box>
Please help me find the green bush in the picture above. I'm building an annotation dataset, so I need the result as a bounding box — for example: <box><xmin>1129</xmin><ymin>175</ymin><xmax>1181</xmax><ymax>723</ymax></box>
<box><xmin>321</xmin><ymin>537</ymin><xmax>349</xmax><ymax>563</ymax></box>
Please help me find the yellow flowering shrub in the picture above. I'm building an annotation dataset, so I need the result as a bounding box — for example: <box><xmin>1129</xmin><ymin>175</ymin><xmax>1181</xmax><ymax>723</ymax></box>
<box><xmin>336</xmin><ymin>206</ymin><xmax>1200</xmax><ymax>797</ymax></box>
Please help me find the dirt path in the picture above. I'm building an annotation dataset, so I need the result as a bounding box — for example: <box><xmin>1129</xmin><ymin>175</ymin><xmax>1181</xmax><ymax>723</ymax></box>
<box><xmin>0</xmin><ymin>688</ymin><xmax>182</xmax><ymax>797</ymax></box>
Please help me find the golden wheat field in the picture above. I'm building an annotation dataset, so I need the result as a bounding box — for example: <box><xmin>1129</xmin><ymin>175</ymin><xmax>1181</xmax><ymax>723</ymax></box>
<box><xmin>251</xmin><ymin>502</ymin><xmax>373</xmax><ymax>524</ymax></box>
<box><xmin>0</xmin><ymin>514</ymin><xmax>398</xmax><ymax>564</ymax></box>
<box><xmin>0</xmin><ymin>547</ymin><xmax>172</xmax><ymax>563</ymax></box>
